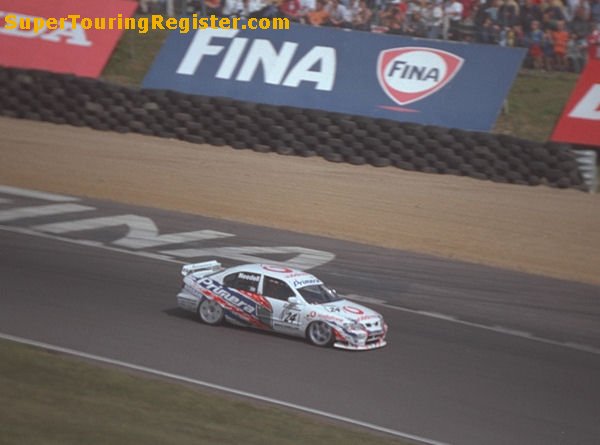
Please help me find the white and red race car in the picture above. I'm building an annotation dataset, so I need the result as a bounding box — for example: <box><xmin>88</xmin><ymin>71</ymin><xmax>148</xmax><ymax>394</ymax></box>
<box><xmin>176</xmin><ymin>261</ymin><xmax>387</xmax><ymax>350</ymax></box>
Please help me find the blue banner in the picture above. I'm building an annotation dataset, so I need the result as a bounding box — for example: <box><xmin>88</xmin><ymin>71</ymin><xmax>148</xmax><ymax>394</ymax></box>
<box><xmin>142</xmin><ymin>23</ymin><xmax>526</xmax><ymax>131</ymax></box>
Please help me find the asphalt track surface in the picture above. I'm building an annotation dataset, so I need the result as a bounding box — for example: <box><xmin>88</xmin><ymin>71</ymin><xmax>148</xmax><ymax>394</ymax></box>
<box><xmin>1</xmin><ymin>187</ymin><xmax>600</xmax><ymax>445</ymax></box>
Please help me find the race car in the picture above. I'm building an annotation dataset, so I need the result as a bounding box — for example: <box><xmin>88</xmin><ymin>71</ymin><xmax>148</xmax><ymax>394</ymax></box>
<box><xmin>176</xmin><ymin>261</ymin><xmax>387</xmax><ymax>350</ymax></box>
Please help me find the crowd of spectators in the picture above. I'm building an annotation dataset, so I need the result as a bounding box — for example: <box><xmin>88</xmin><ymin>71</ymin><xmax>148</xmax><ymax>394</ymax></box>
<box><xmin>143</xmin><ymin>0</ymin><xmax>600</xmax><ymax>72</ymax></box>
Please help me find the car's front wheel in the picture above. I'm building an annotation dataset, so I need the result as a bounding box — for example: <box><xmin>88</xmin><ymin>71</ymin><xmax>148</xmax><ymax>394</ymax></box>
<box><xmin>198</xmin><ymin>298</ymin><xmax>224</xmax><ymax>325</ymax></box>
<box><xmin>306</xmin><ymin>321</ymin><xmax>334</xmax><ymax>347</ymax></box>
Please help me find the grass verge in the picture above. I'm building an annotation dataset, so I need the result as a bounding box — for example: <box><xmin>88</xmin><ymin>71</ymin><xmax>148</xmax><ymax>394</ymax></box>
<box><xmin>102</xmin><ymin>28</ymin><xmax>169</xmax><ymax>86</ymax></box>
<box><xmin>102</xmin><ymin>29</ymin><xmax>577</xmax><ymax>142</ymax></box>
<box><xmin>0</xmin><ymin>338</ymin><xmax>408</xmax><ymax>445</ymax></box>
<box><xmin>493</xmin><ymin>69</ymin><xmax>578</xmax><ymax>142</ymax></box>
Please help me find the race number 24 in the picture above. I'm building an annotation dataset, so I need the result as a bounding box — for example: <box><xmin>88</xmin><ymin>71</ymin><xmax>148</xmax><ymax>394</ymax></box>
<box><xmin>283</xmin><ymin>312</ymin><xmax>299</xmax><ymax>324</ymax></box>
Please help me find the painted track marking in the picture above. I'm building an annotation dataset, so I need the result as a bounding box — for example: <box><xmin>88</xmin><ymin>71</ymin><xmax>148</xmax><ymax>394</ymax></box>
<box><xmin>0</xmin><ymin>225</ymin><xmax>184</xmax><ymax>264</ymax></box>
<box><xmin>2</xmin><ymin>223</ymin><xmax>599</xmax><ymax>356</ymax></box>
<box><xmin>0</xmin><ymin>204</ymin><xmax>94</xmax><ymax>222</ymax></box>
<box><xmin>0</xmin><ymin>185</ymin><xmax>79</xmax><ymax>202</ymax></box>
<box><xmin>346</xmin><ymin>295</ymin><xmax>600</xmax><ymax>356</ymax></box>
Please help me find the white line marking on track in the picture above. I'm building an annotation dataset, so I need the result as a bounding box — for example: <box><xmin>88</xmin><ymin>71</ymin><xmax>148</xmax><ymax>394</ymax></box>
<box><xmin>379</xmin><ymin>303</ymin><xmax>600</xmax><ymax>356</ymax></box>
<box><xmin>490</xmin><ymin>325</ymin><xmax>533</xmax><ymax>337</ymax></box>
<box><xmin>0</xmin><ymin>204</ymin><xmax>94</xmax><ymax>222</ymax></box>
<box><xmin>3</xmin><ymin>224</ymin><xmax>600</xmax><ymax>357</ymax></box>
<box><xmin>0</xmin><ymin>332</ymin><xmax>451</xmax><ymax>445</ymax></box>
<box><xmin>34</xmin><ymin>215</ymin><xmax>234</xmax><ymax>249</ymax></box>
<box><xmin>414</xmin><ymin>311</ymin><xmax>458</xmax><ymax>322</ymax></box>
<box><xmin>563</xmin><ymin>342</ymin><xmax>600</xmax><ymax>354</ymax></box>
<box><xmin>0</xmin><ymin>225</ymin><xmax>184</xmax><ymax>265</ymax></box>
<box><xmin>345</xmin><ymin>294</ymin><xmax>388</xmax><ymax>305</ymax></box>
<box><xmin>0</xmin><ymin>185</ymin><xmax>79</xmax><ymax>202</ymax></box>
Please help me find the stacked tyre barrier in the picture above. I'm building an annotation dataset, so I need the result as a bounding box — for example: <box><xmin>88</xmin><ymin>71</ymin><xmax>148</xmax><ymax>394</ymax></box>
<box><xmin>0</xmin><ymin>67</ymin><xmax>584</xmax><ymax>189</ymax></box>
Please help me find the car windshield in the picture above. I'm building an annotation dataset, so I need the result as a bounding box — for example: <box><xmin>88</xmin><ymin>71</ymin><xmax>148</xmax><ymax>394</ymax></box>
<box><xmin>297</xmin><ymin>284</ymin><xmax>342</xmax><ymax>304</ymax></box>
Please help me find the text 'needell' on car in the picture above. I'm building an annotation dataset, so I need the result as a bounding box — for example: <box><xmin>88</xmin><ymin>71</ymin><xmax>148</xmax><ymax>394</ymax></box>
<box><xmin>176</xmin><ymin>261</ymin><xmax>388</xmax><ymax>350</ymax></box>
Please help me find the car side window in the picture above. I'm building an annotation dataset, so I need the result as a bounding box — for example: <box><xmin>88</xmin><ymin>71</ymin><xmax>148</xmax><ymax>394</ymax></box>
<box><xmin>223</xmin><ymin>272</ymin><xmax>260</xmax><ymax>293</ymax></box>
<box><xmin>223</xmin><ymin>273</ymin><xmax>238</xmax><ymax>288</ymax></box>
<box><xmin>262</xmin><ymin>276</ymin><xmax>295</xmax><ymax>301</ymax></box>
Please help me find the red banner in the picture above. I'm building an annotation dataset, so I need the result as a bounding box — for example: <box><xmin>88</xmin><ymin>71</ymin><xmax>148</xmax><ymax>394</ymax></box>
<box><xmin>0</xmin><ymin>0</ymin><xmax>137</xmax><ymax>78</ymax></box>
<box><xmin>551</xmin><ymin>57</ymin><xmax>600</xmax><ymax>148</ymax></box>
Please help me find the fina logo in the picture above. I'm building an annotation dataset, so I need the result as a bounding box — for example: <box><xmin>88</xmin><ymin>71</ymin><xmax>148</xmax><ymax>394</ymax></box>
<box><xmin>377</xmin><ymin>47</ymin><xmax>464</xmax><ymax>106</ymax></box>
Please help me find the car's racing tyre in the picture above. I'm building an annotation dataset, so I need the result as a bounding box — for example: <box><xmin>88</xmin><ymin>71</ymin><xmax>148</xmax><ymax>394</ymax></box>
<box><xmin>198</xmin><ymin>299</ymin><xmax>224</xmax><ymax>326</ymax></box>
<box><xmin>306</xmin><ymin>321</ymin><xmax>334</xmax><ymax>347</ymax></box>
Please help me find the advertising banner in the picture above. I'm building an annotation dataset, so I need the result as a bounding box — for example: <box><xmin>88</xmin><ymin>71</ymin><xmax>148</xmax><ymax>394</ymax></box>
<box><xmin>143</xmin><ymin>24</ymin><xmax>526</xmax><ymax>131</ymax></box>
<box><xmin>0</xmin><ymin>0</ymin><xmax>137</xmax><ymax>77</ymax></box>
<box><xmin>551</xmin><ymin>58</ymin><xmax>600</xmax><ymax>148</ymax></box>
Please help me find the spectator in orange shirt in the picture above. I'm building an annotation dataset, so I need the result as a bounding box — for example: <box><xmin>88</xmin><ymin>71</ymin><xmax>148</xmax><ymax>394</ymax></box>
<box><xmin>552</xmin><ymin>20</ymin><xmax>569</xmax><ymax>70</ymax></box>
<box><xmin>306</xmin><ymin>0</ymin><xmax>330</xmax><ymax>25</ymax></box>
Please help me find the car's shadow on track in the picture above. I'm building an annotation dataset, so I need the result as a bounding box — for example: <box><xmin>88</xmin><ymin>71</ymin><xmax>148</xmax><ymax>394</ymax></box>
<box><xmin>162</xmin><ymin>308</ymin><xmax>381</xmax><ymax>353</ymax></box>
<box><xmin>162</xmin><ymin>307</ymin><xmax>311</xmax><ymax>347</ymax></box>
<box><xmin>163</xmin><ymin>307</ymin><xmax>198</xmax><ymax>323</ymax></box>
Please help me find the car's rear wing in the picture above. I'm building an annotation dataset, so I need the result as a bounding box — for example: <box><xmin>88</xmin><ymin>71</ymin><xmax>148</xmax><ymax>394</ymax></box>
<box><xmin>181</xmin><ymin>260</ymin><xmax>223</xmax><ymax>277</ymax></box>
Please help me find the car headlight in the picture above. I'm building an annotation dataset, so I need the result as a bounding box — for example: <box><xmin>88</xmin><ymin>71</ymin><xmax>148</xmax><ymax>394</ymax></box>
<box><xmin>343</xmin><ymin>321</ymin><xmax>363</xmax><ymax>331</ymax></box>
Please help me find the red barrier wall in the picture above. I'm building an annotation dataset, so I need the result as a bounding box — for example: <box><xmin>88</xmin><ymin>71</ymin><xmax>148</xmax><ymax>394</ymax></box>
<box><xmin>0</xmin><ymin>0</ymin><xmax>137</xmax><ymax>77</ymax></box>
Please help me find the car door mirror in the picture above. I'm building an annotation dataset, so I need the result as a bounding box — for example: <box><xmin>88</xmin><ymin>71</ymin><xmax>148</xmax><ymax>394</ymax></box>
<box><xmin>288</xmin><ymin>296</ymin><xmax>300</xmax><ymax>305</ymax></box>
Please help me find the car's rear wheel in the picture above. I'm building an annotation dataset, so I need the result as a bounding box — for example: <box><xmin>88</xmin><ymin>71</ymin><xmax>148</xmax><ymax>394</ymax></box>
<box><xmin>307</xmin><ymin>321</ymin><xmax>334</xmax><ymax>347</ymax></box>
<box><xmin>198</xmin><ymin>299</ymin><xmax>224</xmax><ymax>325</ymax></box>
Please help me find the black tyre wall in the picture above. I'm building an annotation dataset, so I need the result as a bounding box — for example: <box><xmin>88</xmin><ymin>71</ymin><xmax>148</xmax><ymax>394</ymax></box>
<box><xmin>0</xmin><ymin>67</ymin><xmax>584</xmax><ymax>190</ymax></box>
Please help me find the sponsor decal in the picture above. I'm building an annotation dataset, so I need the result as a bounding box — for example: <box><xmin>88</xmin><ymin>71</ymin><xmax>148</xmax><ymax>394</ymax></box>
<box><xmin>175</xmin><ymin>28</ymin><xmax>336</xmax><ymax>91</ymax></box>
<box><xmin>0</xmin><ymin>0</ymin><xmax>137</xmax><ymax>77</ymax></box>
<box><xmin>292</xmin><ymin>277</ymin><xmax>322</xmax><ymax>288</ymax></box>
<box><xmin>333</xmin><ymin>329</ymin><xmax>347</xmax><ymax>342</ymax></box>
<box><xmin>239</xmin><ymin>289</ymin><xmax>272</xmax><ymax>311</ymax></box>
<box><xmin>262</xmin><ymin>264</ymin><xmax>294</xmax><ymax>273</ymax></box>
<box><xmin>238</xmin><ymin>272</ymin><xmax>260</xmax><ymax>282</ymax></box>
<box><xmin>356</xmin><ymin>314</ymin><xmax>379</xmax><ymax>321</ymax></box>
<box><xmin>568</xmin><ymin>85</ymin><xmax>600</xmax><ymax>120</ymax></box>
<box><xmin>343</xmin><ymin>306</ymin><xmax>364</xmax><ymax>315</ymax></box>
<box><xmin>285</xmin><ymin>271</ymin><xmax>313</xmax><ymax>278</ymax></box>
<box><xmin>195</xmin><ymin>277</ymin><xmax>275</xmax><ymax>330</ymax></box>
<box><xmin>197</xmin><ymin>277</ymin><xmax>255</xmax><ymax>314</ymax></box>
<box><xmin>317</xmin><ymin>314</ymin><xmax>345</xmax><ymax>323</ymax></box>
<box><xmin>186</xmin><ymin>283</ymin><xmax>205</xmax><ymax>299</ymax></box>
<box><xmin>551</xmin><ymin>58</ymin><xmax>600</xmax><ymax>147</ymax></box>
<box><xmin>377</xmin><ymin>47</ymin><xmax>463</xmax><ymax>106</ymax></box>
<box><xmin>144</xmin><ymin>23</ymin><xmax>525</xmax><ymax>130</ymax></box>
<box><xmin>195</xmin><ymin>278</ymin><xmax>279</xmax><ymax>330</ymax></box>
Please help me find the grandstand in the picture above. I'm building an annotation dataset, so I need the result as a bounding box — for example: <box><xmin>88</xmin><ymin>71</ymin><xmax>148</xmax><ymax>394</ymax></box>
<box><xmin>140</xmin><ymin>0</ymin><xmax>600</xmax><ymax>72</ymax></box>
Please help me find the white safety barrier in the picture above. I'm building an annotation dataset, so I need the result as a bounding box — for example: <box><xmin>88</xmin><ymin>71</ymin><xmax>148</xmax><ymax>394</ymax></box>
<box><xmin>574</xmin><ymin>150</ymin><xmax>598</xmax><ymax>193</ymax></box>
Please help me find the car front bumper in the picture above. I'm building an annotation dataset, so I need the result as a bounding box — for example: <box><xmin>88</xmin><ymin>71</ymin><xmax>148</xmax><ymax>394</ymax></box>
<box><xmin>332</xmin><ymin>322</ymin><xmax>388</xmax><ymax>351</ymax></box>
<box><xmin>333</xmin><ymin>338</ymin><xmax>387</xmax><ymax>350</ymax></box>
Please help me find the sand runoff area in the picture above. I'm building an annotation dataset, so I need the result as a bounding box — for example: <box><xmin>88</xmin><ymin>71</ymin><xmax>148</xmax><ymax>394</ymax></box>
<box><xmin>1</xmin><ymin>117</ymin><xmax>599</xmax><ymax>285</ymax></box>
